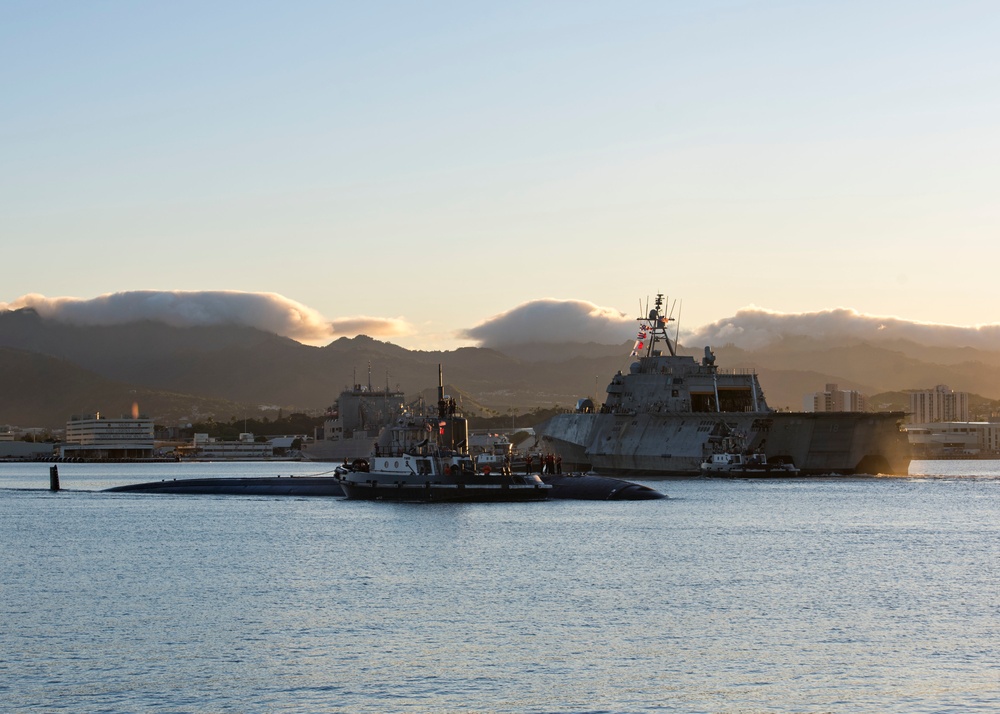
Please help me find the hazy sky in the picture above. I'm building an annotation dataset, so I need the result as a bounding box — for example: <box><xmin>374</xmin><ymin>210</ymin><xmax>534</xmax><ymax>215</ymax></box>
<box><xmin>2</xmin><ymin>1</ymin><xmax>998</xmax><ymax>350</ymax></box>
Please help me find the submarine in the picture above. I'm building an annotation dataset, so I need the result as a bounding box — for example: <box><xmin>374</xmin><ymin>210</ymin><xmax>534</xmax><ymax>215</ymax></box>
<box><xmin>105</xmin><ymin>363</ymin><xmax>664</xmax><ymax>502</ymax></box>
<box><xmin>105</xmin><ymin>473</ymin><xmax>665</xmax><ymax>500</ymax></box>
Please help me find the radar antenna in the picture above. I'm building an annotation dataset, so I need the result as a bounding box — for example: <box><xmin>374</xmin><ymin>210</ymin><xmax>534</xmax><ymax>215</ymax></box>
<box><xmin>675</xmin><ymin>299</ymin><xmax>682</xmax><ymax>350</ymax></box>
<box><xmin>636</xmin><ymin>292</ymin><xmax>676</xmax><ymax>357</ymax></box>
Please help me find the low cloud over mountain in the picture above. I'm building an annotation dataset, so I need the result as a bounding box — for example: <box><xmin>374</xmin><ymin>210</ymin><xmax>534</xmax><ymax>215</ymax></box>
<box><xmin>4</xmin><ymin>293</ymin><xmax>1000</xmax><ymax>426</ymax></box>
<box><xmin>461</xmin><ymin>299</ymin><xmax>1000</xmax><ymax>354</ymax></box>
<box><xmin>687</xmin><ymin>307</ymin><xmax>1000</xmax><ymax>351</ymax></box>
<box><xmin>4</xmin><ymin>291</ymin><xmax>999</xmax><ymax>355</ymax></box>
<box><xmin>460</xmin><ymin>299</ymin><xmax>635</xmax><ymax>347</ymax></box>
<box><xmin>0</xmin><ymin>291</ymin><xmax>412</xmax><ymax>345</ymax></box>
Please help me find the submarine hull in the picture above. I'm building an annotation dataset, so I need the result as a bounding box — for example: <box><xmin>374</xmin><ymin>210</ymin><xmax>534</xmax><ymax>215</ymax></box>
<box><xmin>541</xmin><ymin>472</ymin><xmax>666</xmax><ymax>500</ymax></box>
<box><xmin>105</xmin><ymin>474</ymin><xmax>663</xmax><ymax>501</ymax></box>
<box><xmin>105</xmin><ymin>476</ymin><xmax>345</xmax><ymax>497</ymax></box>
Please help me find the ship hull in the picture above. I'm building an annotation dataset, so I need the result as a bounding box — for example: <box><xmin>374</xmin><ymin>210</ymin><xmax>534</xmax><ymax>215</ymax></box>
<box><xmin>338</xmin><ymin>480</ymin><xmax>550</xmax><ymax>502</ymax></box>
<box><xmin>300</xmin><ymin>437</ymin><xmax>377</xmax><ymax>462</ymax></box>
<box><xmin>541</xmin><ymin>472</ymin><xmax>666</xmax><ymax>499</ymax></box>
<box><xmin>535</xmin><ymin>411</ymin><xmax>910</xmax><ymax>476</ymax></box>
<box><xmin>106</xmin><ymin>476</ymin><xmax>345</xmax><ymax>496</ymax></box>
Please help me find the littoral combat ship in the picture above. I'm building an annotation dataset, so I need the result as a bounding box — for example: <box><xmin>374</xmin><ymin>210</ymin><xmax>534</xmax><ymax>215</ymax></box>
<box><xmin>534</xmin><ymin>294</ymin><xmax>911</xmax><ymax>476</ymax></box>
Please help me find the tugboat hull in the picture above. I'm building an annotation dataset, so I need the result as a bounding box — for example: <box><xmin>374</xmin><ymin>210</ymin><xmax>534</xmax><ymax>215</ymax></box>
<box><xmin>337</xmin><ymin>479</ymin><xmax>550</xmax><ymax>502</ymax></box>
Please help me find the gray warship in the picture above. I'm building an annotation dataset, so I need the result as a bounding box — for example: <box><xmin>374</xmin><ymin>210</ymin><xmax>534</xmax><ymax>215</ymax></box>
<box><xmin>300</xmin><ymin>368</ymin><xmax>406</xmax><ymax>462</ymax></box>
<box><xmin>533</xmin><ymin>294</ymin><xmax>911</xmax><ymax>476</ymax></box>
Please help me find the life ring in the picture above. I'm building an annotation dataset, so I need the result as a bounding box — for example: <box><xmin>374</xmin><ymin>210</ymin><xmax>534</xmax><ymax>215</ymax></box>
<box><xmin>483</xmin><ymin>465</ymin><xmax>492</xmax><ymax>475</ymax></box>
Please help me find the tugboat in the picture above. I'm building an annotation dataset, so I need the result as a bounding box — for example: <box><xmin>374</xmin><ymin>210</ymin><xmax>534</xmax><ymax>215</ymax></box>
<box><xmin>700</xmin><ymin>451</ymin><xmax>800</xmax><ymax>477</ymax></box>
<box><xmin>699</xmin><ymin>424</ymin><xmax>800</xmax><ymax>477</ymax></box>
<box><xmin>469</xmin><ymin>432</ymin><xmax>515</xmax><ymax>475</ymax></box>
<box><xmin>534</xmin><ymin>292</ymin><xmax>911</xmax><ymax>476</ymax></box>
<box><xmin>335</xmin><ymin>366</ymin><xmax>552</xmax><ymax>502</ymax></box>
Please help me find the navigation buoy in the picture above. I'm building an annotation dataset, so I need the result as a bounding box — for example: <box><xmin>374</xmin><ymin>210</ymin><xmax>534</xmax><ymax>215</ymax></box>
<box><xmin>49</xmin><ymin>465</ymin><xmax>60</xmax><ymax>492</ymax></box>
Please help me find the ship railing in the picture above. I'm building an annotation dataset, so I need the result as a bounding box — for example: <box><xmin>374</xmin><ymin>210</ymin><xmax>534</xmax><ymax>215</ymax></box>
<box><xmin>599</xmin><ymin>406</ymin><xmax>639</xmax><ymax>416</ymax></box>
<box><xmin>704</xmin><ymin>367</ymin><xmax>757</xmax><ymax>376</ymax></box>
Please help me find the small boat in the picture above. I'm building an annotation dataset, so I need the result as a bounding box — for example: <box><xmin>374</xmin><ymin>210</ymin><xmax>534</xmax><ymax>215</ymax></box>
<box><xmin>469</xmin><ymin>432</ymin><xmax>515</xmax><ymax>475</ymax></box>
<box><xmin>335</xmin><ymin>366</ymin><xmax>552</xmax><ymax>503</ymax></box>
<box><xmin>700</xmin><ymin>451</ymin><xmax>800</xmax><ymax>477</ymax></box>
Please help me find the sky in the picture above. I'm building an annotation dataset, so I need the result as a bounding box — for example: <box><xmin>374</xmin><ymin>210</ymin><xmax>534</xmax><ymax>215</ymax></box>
<box><xmin>2</xmin><ymin>1</ymin><xmax>998</xmax><ymax>351</ymax></box>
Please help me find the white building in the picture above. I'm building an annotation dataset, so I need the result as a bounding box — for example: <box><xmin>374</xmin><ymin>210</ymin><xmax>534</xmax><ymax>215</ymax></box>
<box><xmin>804</xmin><ymin>383</ymin><xmax>867</xmax><ymax>412</ymax></box>
<box><xmin>60</xmin><ymin>412</ymin><xmax>155</xmax><ymax>460</ymax></box>
<box><xmin>179</xmin><ymin>432</ymin><xmax>274</xmax><ymax>459</ymax></box>
<box><xmin>904</xmin><ymin>421</ymin><xmax>1000</xmax><ymax>457</ymax></box>
<box><xmin>908</xmin><ymin>385</ymin><xmax>970</xmax><ymax>424</ymax></box>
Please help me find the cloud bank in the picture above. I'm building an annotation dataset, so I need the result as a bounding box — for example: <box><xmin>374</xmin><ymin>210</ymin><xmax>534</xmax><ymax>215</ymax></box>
<box><xmin>0</xmin><ymin>291</ymin><xmax>413</xmax><ymax>345</ymax></box>
<box><xmin>462</xmin><ymin>299</ymin><xmax>1000</xmax><ymax>353</ymax></box>
<box><xmin>461</xmin><ymin>299</ymin><xmax>635</xmax><ymax>347</ymax></box>
<box><xmin>5</xmin><ymin>292</ymin><xmax>999</xmax><ymax>353</ymax></box>
<box><xmin>686</xmin><ymin>307</ymin><xmax>1000</xmax><ymax>351</ymax></box>
<box><xmin>329</xmin><ymin>315</ymin><xmax>413</xmax><ymax>340</ymax></box>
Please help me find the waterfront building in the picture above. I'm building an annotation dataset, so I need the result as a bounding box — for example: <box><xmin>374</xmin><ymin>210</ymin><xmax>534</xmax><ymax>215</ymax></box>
<box><xmin>908</xmin><ymin>385</ymin><xmax>970</xmax><ymax>424</ymax></box>
<box><xmin>177</xmin><ymin>432</ymin><xmax>274</xmax><ymax>459</ymax></box>
<box><xmin>60</xmin><ymin>412</ymin><xmax>155</xmax><ymax>460</ymax></box>
<box><xmin>804</xmin><ymin>383</ymin><xmax>867</xmax><ymax>412</ymax></box>
<box><xmin>904</xmin><ymin>421</ymin><xmax>1000</xmax><ymax>458</ymax></box>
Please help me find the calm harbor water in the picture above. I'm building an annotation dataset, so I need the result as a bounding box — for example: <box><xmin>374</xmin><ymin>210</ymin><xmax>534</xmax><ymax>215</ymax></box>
<box><xmin>1</xmin><ymin>461</ymin><xmax>997</xmax><ymax>713</ymax></box>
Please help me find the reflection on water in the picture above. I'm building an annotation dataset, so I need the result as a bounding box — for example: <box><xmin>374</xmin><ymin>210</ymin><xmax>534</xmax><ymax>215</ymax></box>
<box><xmin>1</xmin><ymin>461</ymin><xmax>998</xmax><ymax>712</ymax></box>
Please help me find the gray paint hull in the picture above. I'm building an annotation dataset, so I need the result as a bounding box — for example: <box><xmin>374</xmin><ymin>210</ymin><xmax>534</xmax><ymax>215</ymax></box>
<box><xmin>535</xmin><ymin>411</ymin><xmax>910</xmax><ymax>476</ymax></box>
<box><xmin>300</xmin><ymin>437</ymin><xmax>375</xmax><ymax>462</ymax></box>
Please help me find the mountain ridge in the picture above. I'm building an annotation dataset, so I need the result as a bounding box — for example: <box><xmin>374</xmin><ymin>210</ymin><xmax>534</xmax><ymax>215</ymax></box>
<box><xmin>2</xmin><ymin>310</ymin><xmax>999</xmax><ymax>429</ymax></box>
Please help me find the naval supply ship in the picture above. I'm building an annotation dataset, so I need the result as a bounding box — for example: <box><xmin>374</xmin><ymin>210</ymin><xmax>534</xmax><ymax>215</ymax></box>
<box><xmin>300</xmin><ymin>369</ymin><xmax>407</xmax><ymax>462</ymax></box>
<box><xmin>533</xmin><ymin>294</ymin><xmax>911</xmax><ymax>476</ymax></box>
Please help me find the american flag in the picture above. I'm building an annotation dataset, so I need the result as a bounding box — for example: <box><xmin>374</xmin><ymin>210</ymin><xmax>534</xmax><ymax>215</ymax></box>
<box><xmin>630</xmin><ymin>326</ymin><xmax>649</xmax><ymax>356</ymax></box>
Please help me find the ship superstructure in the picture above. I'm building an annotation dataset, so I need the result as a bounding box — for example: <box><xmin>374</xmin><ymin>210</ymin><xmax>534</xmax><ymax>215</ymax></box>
<box><xmin>301</xmin><ymin>366</ymin><xmax>406</xmax><ymax>462</ymax></box>
<box><xmin>535</xmin><ymin>293</ymin><xmax>910</xmax><ymax>475</ymax></box>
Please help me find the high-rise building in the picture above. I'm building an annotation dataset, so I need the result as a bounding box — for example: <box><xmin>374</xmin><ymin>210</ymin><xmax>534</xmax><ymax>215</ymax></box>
<box><xmin>804</xmin><ymin>383</ymin><xmax>867</xmax><ymax>412</ymax></box>
<box><xmin>908</xmin><ymin>385</ymin><xmax>970</xmax><ymax>424</ymax></box>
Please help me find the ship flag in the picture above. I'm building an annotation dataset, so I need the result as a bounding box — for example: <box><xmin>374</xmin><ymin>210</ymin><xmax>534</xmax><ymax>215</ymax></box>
<box><xmin>631</xmin><ymin>327</ymin><xmax>649</xmax><ymax>356</ymax></box>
